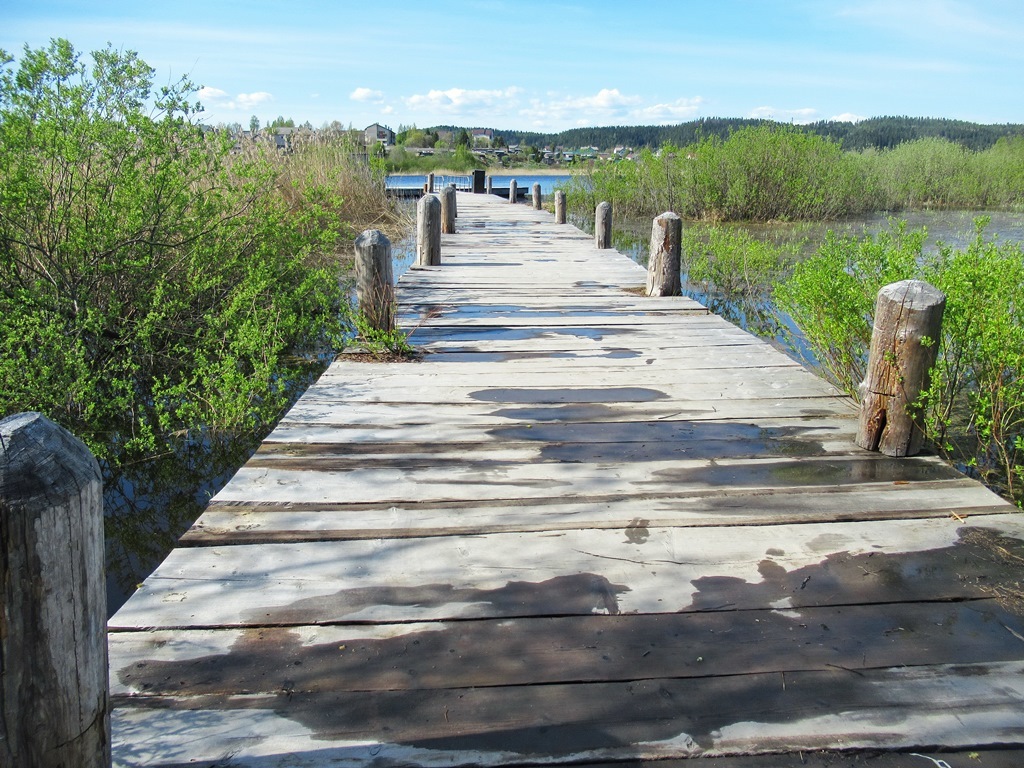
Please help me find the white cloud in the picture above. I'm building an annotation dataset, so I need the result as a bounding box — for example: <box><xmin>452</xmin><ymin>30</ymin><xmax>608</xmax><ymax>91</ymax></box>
<box><xmin>748</xmin><ymin>106</ymin><xmax>819</xmax><ymax>124</ymax></box>
<box><xmin>404</xmin><ymin>87</ymin><xmax>523</xmax><ymax>114</ymax></box>
<box><xmin>197</xmin><ymin>87</ymin><xmax>273</xmax><ymax>113</ymax></box>
<box><xmin>198</xmin><ymin>86</ymin><xmax>228</xmax><ymax>102</ymax></box>
<box><xmin>830</xmin><ymin>112</ymin><xmax>867</xmax><ymax>123</ymax></box>
<box><xmin>236</xmin><ymin>92</ymin><xmax>273</xmax><ymax>110</ymax></box>
<box><xmin>518</xmin><ymin>88</ymin><xmax>644</xmax><ymax>127</ymax></box>
<box><xmin>635</xmin><ymin>97</ymin><xmax>705</xmax><ymax>124</ymax></box>
<box><xmin>350</xmin><ymin>87</ymin><xmax>384</xmax><ymax>102</ymax></box>
<box><xmin>565</xmin><ymin>88</ymin><xmax>641</xmax><ymax>111</ymax></box>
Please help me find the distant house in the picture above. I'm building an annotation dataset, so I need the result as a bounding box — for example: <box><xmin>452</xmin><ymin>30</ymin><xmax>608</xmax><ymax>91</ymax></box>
<box><xmin>364</xmin><ymin>123</ymin><xmax>396</xmax><ymax>147</ymax></box>
<box><xmin>471</xmin><ymin>128</ymin><xmax>494</xmax><ymax>147</ymax></box>
<box><xmin>274</xmin><ymin>127</ymin><xmax>297</xmax><ymax>152</ymax></box>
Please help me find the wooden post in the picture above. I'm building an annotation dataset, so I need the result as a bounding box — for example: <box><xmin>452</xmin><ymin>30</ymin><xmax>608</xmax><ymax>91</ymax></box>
<box><xmin>555</xmin><ymin>190</ymin><xmax>566</xmax><ymax>224</ymax></box>
<box><xmin>426</xmin><ymin>172</ymin><xmax>435</xmax><ymax>193</ymax></box>
<box><xmin>1</xmin><ymin>412</ymin><xmax>109</xmax><ymax>768</ymax></box>
<box><xmin>486</xmin><ymin>176</ymin><xmax>493</xmax><ymax>195</ymax></box>
<box><xmin>416</xmin><ymin>193</ymin><xmax>441</xmax><ymax>266</ymax></box>
<box><xmin>354</xmin><ymin>229</ymin><xmax>394</xmax><ymax>332</ymax></box>
<box><xmin>532</xmin><ymin>183</ymin><xmax>542</xmax><ymax>210</ymax></box>
<box><xmin>856</xmin><ymin>280</ymin><xmax>946</xmax><ymax>457</ymax></box>
<box><xmin>441</xmin><ymin>186</ymin><xmax>456</xmax><ymax>234</ymax></box>
<box><xmin>596</xmin><ymin>201</ymin><xmax>612</xmax><ymax>249</ymax></box>
<box><xmin>449</xmin><ymin>182</ymin><xmax>458</xmax><ymax>218</ymax></box>
<box><xmin>472</xmin><ymin>169</ymin><xmax>485</xmax><ymax>194</ymax></box>
<box><xmin>646</xmin><ymin>212</ymin><xmax>682</xmax><ymax>296</ymax></box>
<box><xmin>508</xmin><ymin>179</ymin><xmax>518</xmax><ymax>204</ymax></box>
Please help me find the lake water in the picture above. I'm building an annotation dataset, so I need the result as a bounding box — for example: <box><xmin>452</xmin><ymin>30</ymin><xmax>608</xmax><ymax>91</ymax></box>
<box><xmin>387</xmin><ymin>173</ymin><xmax>571</xmax><ymax>194</ymax></box>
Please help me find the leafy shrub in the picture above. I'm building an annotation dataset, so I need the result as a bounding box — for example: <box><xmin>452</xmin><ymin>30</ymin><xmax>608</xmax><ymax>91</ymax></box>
<box><xmin>774</xmin><ymin>221</ymin><xmax>925</xmax><ymax>395</ymax></box>
<box><xmin>776</xmin><ymin>218</ymin><xmax>1024</xmax><ymax>504</ymax></box>
<box><xmin>0</xmin><ymin>39</ymin><xmax>385</xmax><ymax>478</ymax></box>
<box><xmin>920</xmin><ymin>220</ymin><xmax>1024</xmax><ymax>499</ymax></box>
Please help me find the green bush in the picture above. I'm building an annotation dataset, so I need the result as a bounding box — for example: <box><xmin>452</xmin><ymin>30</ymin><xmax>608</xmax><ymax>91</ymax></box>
<box><xmin>774</xmin><ymin>221</ymin><xmax>925</xmax><ymax>395</ymax></box>
<box><xmin>920</xmin><ymin>220</ymin><xmax>1024</xmax><ymax>499</ymax></box>
<box><xmin>0</xmin><ymin>39</ymin><xmax>351</xmax><ymax>474</ymax></box>
<box><xmin>776</xmin><ymin>218</ymin><xmax>1024</xmax><ymax>504</ymax></box>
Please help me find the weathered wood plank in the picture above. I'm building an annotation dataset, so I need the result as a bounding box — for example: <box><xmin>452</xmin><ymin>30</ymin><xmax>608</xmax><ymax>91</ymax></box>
<box><xmin>264</xmin><ymin>413</ymin><xmax>858</xmax><ymax>445</ymax></box>
<box><xmin>110</xmin><ymin>515</ymin><xmax>1024</xmax><ymax>628</ymax></box>
<box><xmin>278</xmin><ymin>396</ymin><xmax>857</xmax><ymax>427</ymax></box>
<box><xmin>109</xmin><ymin>660</ymin><xmax>1024</xmax><ymax>767</ymax></box>
<box><xmin>208</xmin><ymin>453</ymin><xmax>966</xmax><ymax>506</ymax></box>
<box><xmin>109</xmin><ymin>599</ymin><xmax>1024</xmax><ymax>697</ymax></box>
<box><xmin>182</xmin><ymin>478</ymin><xmax>1010</xmax><ymax>544</ymax></box>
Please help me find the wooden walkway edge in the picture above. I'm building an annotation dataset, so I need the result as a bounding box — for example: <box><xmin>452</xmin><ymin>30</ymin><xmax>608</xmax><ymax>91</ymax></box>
<box><xmin>108</xmin><ymin>192</ymin><xmax>1024</xmax><ymax>767</ymax></box>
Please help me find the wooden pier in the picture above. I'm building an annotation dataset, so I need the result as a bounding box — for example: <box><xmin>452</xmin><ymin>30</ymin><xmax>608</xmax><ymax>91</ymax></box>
<box><xmin>108</xmin><ymin>193</ymin><xmax>1024</xmax><ymax>766</ymax></box>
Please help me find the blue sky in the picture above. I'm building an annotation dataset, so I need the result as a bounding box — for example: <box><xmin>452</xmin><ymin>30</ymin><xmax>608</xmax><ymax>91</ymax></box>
<box><xmin>4</xmin><ymin>0</ymin><xmax>1023</xmax><ymax>132</ymax></box>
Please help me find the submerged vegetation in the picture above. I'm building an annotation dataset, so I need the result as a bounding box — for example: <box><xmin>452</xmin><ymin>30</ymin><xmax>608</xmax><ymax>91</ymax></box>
<box><xmin>0</xmin><ymin>40</ymin><xmax>404</xmax><ymax>505</ymax></box>
<box><xmin>777</xmin><ymin>220</ymin><xmax>1024</xmax><ymax>504</ymax></box>
<box><xmin>563</xmin><ymin>124</ymin><xmax>1024</xmax><ymax>222</ymax></box>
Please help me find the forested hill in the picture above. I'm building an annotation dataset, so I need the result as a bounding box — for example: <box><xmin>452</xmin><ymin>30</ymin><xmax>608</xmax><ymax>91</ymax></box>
<box><xmin>438</xmin><ymin>117</ymin><xmax>1024</xmax><ymax>152</ymax></box>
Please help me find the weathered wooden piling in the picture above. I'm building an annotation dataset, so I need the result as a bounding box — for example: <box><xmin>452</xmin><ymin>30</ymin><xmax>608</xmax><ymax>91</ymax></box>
<box><xmin>426</xmin><ymin>172</ymin><xmax>435</xmax><ymax>193</ymax></box>
<box><xmin>1</xmin><ymin>412</ymin><xmax>109</xmax><ymax>768</ymax></box>
<box><xmin>596</xmin><ymin>201</ymin><xmax>612</xmax><ymax>249</ymax></box>
<box><xmin>486</xmin><ymin>176</ymin><xmax>493</xmax><ymax>195</ymax></box>
<box><xmin>555</xmin><ymin>190</ymin><xmax>566</xmax><ymax>224</ymax></box>
<box><xmin>646</xmin><ymin>212</ymin><xmax>682</xmax><ymax>296</ymax></box>
<box><xmin>441</xmin><ymin>186</ymin><xmax>457</xmax><ymax>234</ymax></box>
<box><xmin>509</xmin><ymin>179</ymin><xmax>518</xmax><ymax>204</ymax></box>
<box><xmin>416</xmin><ymin>193</ymin><xmax>441</xmax><ymax>266</ymax></box>
<box><xmin>532</xmin><ymin>183</ymin><xmax>542</xmax><ymax>210</ymax></box>
<box><xmin>354</xmin><ymin>229</ymin><xmax>394</xmax><ymax>332</ymax></box>
<box><xmin>856</xmin><ymin>280</ymin><xmax>946</xmax><ymax>457</ymax></box>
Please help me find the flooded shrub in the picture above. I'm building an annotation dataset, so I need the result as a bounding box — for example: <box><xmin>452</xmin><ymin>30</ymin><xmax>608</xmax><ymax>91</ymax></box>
<box><xmin>776</xmin><ymin>218</ymin><xmax>1024</xmax><ymax>504</ymax></box>
<box><xmin>774</xmin><ymin>221</ymin><xmax>925</xmax><ymax>395</ymax></box>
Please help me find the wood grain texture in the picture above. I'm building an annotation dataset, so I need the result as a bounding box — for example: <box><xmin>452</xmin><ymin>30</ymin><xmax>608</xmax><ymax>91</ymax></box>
<box><xmin>2</xmin><ymin>412</ymin><xmax>109</xmax><ymax>768</ymax></box>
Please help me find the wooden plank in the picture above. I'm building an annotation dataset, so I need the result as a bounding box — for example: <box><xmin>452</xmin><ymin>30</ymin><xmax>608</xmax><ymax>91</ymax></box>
<box><xmin>263</xmin><ymin>413</ymin><xmax>858</xmax><ymax>445</ymax></box>
<box><xmin>328</xmin><ymin>346</ymin><xmax>804</xmax><ymax>374</ymax></box>
<box><xmin>287</xmin><ymin>376</ymin><xmax>842</xmax><ymax>405</ymax></box>
<box><xmin>277</xmin><ymin>396</ymin><xmax>857</xmax><ymax>426</ymax></box>
<box><xmin>109</xmin><ymin>599</ymin><xmax>1024</xmax><ymax>696</ymax></box>
<box><xmin>571</xmin><ymin>751</ymin><xmax>1024</xmax><ymax>768</ymax></box>
<box><xmin>110</xmin><ymin>515</ymin><xmax>1024</xmax><ymax>628</ymax></box>
<box><xmin>182</xmin><ymin>479</ymin><xmax>1011</xmax><ymax>544</ymax></box>
<box><xmin>109</xmin><ymin>660</ymin><xmax>1024</xmax><ymax>767</ymax></box>
<box><xmin>207</xmin><ymin>453</ymin><xmax>967</xmax><ymax>506</ymax></box>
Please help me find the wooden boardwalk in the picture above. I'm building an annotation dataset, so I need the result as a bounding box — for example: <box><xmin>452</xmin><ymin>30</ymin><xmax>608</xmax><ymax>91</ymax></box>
<box><xmin>108</xmin><ymin>193</ymin><xmax>1024</xmax><ymax>767</ymax></box>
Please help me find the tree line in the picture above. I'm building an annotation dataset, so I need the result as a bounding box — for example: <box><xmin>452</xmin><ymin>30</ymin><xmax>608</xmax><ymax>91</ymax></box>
<box><xmin>485</xmin><ymin>116</ymin><xmax>1024</xmax><ymax>153</ymax></box>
